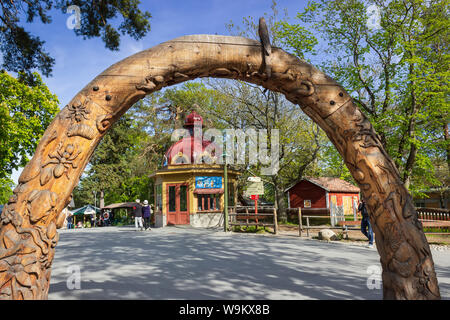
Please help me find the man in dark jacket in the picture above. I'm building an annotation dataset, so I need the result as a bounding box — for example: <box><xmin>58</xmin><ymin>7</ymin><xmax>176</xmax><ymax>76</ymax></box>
<box><xmin>358</xmin><ymin>199</ymin><xmax>374</xmax><ymax>248</ymax></box>
<box><xmin>133</xmin><ymin>199</ymin><xmax>143</xmax><ymax>231</ymax></box>
<box><xmin>142</xmin><ymin>200</ymin><xmax>152</xmax><ymax>231</ymax></box>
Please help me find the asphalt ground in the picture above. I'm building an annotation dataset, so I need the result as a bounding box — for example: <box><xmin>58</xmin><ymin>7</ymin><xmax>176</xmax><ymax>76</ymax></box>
<box><xmin>48</xmin><ymin>225</ymin><xmax>450</xmax><ymax>300</ymax></box>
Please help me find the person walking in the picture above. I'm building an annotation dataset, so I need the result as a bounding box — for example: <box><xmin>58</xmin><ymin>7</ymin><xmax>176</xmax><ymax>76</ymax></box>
<box><xmin>358</xmin><ymin>199</ymin><xmax>374</xmax><ymax>248</ymax></box>
<box><xmin>67</xmin><ymin>215</ymin><xmax>73</xmax><ymax>229</ymax></box>
<box><xmin>142</xmin><ymin>200</ymin><xmax>152</xmax><ymax>231</ymax></box>
<box><xmin>133</xmin><ymin>199</ymin><xmax>144</xmax><ymax>231</ymax></box>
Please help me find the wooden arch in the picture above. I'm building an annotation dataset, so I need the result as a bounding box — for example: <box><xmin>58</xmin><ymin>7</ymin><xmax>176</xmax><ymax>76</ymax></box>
<box><xmin>0</xmin><ymin>33</ymin><xmax>441</xmax><ymax>300</ymax></box>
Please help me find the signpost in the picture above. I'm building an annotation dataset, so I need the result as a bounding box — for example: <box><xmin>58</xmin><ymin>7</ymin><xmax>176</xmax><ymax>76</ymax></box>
<box><xmin>245</xmin><ymin>177</ymin><xmax>264</xmax><ymax>223</ymax></box>
<box><xmin>251</xmin><ymin>194</ymin><xmax>259</xmax><ymax>214</ymax></box>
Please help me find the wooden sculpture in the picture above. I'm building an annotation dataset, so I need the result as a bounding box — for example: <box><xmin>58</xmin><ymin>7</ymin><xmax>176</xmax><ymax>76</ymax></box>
<box><xmin>0</xmin><ymin>20</ymin><xmax>441</xmax><ymax>299</ymax></box>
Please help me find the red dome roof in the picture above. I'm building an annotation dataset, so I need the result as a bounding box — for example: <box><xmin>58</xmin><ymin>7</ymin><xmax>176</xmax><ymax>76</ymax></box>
<box><xmin>183</xmin><ymin>111</ymin><xmax>203</xmax><ymax>127</ymax></box>
<box><xmin>164</xmin><ymin>111</ymin><xmax>221</xmax><ymax>165</ymax></box>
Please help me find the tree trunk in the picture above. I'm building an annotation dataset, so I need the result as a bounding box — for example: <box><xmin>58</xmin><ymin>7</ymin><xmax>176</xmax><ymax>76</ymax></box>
<box><xmin>403</xmin><ymin>143</ymin><xmax>417</xmax><ymax>190</ymax></box>
<box><xmin>444</xmin><ymin>123</ymin><xmax>450</xmax><ymax>171</ymax></box>
<box><xmin>99</xmin><ymin>190</ymin><xmax>104</xmax><ymax>209</ymax></box>
<box><xmin>275</xmin><ymin>185</ymin><xmax>287</xmax><ymax>223</ymax></box>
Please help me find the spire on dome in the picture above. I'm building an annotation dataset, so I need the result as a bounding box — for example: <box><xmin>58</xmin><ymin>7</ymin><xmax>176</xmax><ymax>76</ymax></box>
<box><xmin>183</xmin><ymin>110</ymin><xmax>203</xmax><ymax>128</ymax></box>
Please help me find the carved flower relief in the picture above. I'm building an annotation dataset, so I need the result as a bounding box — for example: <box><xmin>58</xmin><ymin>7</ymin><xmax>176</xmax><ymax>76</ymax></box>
<box><xmin>66</xmin><ymin>100</ymin><xmax>91</xmax><ymax>123</ymax></box>
<box><xmin>0</xmin><ymin>254</ymin><xmax>39</xmax><ymax>299</ymax></box>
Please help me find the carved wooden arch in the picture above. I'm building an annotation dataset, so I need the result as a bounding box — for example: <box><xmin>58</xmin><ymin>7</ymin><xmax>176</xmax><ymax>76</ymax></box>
<box><xmin>0</xmin><ymin>34</ymin><xmax>441</xmax><ymax>300</ymax></box>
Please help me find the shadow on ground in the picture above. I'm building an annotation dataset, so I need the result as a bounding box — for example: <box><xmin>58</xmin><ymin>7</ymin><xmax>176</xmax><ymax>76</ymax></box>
<box><xmin>48</xmin><ymin>226</ymin><xmax>449</xmax><ymax>300</ymax></box>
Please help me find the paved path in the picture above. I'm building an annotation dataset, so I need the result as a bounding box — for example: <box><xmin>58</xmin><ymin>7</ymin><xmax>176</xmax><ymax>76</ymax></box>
<box><xmin>48</xmin><ymin>226</ymin><xmax>450</xmax><ymax>300</ymax></box>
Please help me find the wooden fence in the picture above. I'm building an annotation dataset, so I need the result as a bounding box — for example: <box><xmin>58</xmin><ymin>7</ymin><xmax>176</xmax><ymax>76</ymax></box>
<box><xmin>416</xmin><ymin>207</ymin><xmax>450</xmax><ymax>234</ymax></box>
<box><xmin>416</xmin><ymin>207</ymin><xmax>450</xmax><ymax>220</ymax></box>
<box><xmin>228</xmin><ymin>206</ymin><xmax>278</xmax><ymax>234</ymax></box>
<box><xmin>285</xmin><ymin>206</ymin><xmax>450</xmax><ymax>236</ymax></box>
<box><xmin>228</xmin><ymin>206</ymin><xmax>450</xmax><ymax>236</ymax></box>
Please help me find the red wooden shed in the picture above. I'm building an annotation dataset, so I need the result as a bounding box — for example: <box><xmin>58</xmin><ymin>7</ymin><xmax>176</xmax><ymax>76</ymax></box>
<box><xmin>285</xmin><ymin>177</ymin><xmax>361</xmax><ymax>215</ymax></box>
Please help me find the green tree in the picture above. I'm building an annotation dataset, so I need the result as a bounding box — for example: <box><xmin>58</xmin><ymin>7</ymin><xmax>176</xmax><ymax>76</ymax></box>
<box><xmin>0</xmin><ymin>177</ymin><xmax>13</xmax><ymax>204</ymax></box>
<box><xmin>0</xmin><ymin>0</ymin><xmax>151</xmax><ymax>80</ymax></box>
<box><xmin>73</xmin><ymin>111</ymin><xmax>150</xmax><ymax>207</ymax></box>
<box><xmin>0</xmin><ymin>71</ymin><xmax>59</xmax><ymax>200</ymax></box>
<box><xmin>204</xmin><ymin>4</ymin><xmax>328</xmax><ymax>221</ymax></box>
<box><xmin>277</xmin><ymin>0</ymin><xmax>449</xmax><ymax>194</ymax></box>
<box><xmin>73</xmin><ymin>82</ymin><xmax>227</xmax><ymax>208</ymax></box>
<box><xmin>133</xmin><ymin>82</ymin><xmax>232</xmax><ymax>166</ymax></box>
<box><xmin>205</xmin><ymin>76</ymin><xmax>326</xmax><ymax>221</ymax></box>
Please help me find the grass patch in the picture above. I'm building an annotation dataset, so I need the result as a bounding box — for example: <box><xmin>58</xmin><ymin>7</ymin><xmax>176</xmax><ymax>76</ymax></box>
<box><xmin>232</xmin><ymin>225</ymin><xmax>269</xmax><ymax>234</ymax></box>
<box><xmin>424</xmin><ymin>228</ymin><xmax>450</xmax><ymax>233</ymax></box>
<box><xmin>425</xmin><ymin>234</ymin><xmax>450</xmax><ymax>245</ymax></box>
<box><xmin>278</xmin><ymin>221</ymin><xmax>298</xmax><ymax>226</ymax></box>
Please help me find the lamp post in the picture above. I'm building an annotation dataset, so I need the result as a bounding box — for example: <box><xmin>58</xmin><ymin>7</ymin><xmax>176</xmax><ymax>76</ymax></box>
<box><xmin>222</xmin><ymin>152</ymin><xmax>228</xmax><ymax>232</ymax></box>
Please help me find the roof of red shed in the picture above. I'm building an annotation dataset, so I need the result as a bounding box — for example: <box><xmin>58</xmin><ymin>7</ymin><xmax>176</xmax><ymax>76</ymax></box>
<box><xmin>285</xmin><ymin>177</ymin><xmax>360</xmax><ymax>193</ymax></box>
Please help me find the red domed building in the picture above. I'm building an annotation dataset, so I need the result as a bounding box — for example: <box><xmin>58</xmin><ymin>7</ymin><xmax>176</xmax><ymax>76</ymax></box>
<box><xmin>150</xmin><ymin>111</ymin><xmax>240</xmax><ymax>227</ymax></box>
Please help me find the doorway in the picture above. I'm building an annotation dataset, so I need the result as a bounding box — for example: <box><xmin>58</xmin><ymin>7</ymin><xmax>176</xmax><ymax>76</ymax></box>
<box><xmin>167</xmin><ymin>183</ymin><xmax>190</xmax><ymax>225</ymax></box>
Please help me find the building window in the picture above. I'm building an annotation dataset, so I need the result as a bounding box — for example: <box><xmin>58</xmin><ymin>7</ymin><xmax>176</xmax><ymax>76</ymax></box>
<box><xmin>168</xmin><ymin>186</ymin><xmax>176</xmax><ymax>212</ymax></box>
<box><xmin>180</xmin><ymin>185</ymin><xmax>187</xmax><ymax>211</ymax></box>
<box><xmin>415</xmin><ymin>200</ymin><xmax>426</xmax><ymax>208</ymax></box>
<box><xmin>156</xmin><ymin>184</ymin><xmax>162</xmax><ymax>211</ymax></box>
<box><xmin>198</xmin><ymin>194</ymin><xmax>221</xmax><ymax>211</ymax></box>
<box><xmin>304</xmin><ymin>200</ymin><xmax>311</xmax><ymax>208</ymax></box>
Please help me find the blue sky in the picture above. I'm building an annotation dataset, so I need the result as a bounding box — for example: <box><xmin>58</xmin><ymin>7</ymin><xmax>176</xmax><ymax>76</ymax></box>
<box><xmin>28</xmin><ymin>0</ymin><xmax>309</xmax><ymax>106</ymax></box>
<box><xmin>11</xmin><ymin>0</ymin><xmax>310</xmax><ymax>183</ymax></box>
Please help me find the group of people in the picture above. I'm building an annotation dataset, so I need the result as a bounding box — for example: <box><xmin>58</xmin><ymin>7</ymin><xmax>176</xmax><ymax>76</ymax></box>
<box><xmin>133</xmin><ymin>199</ymin><xmax>153</xmax><ymax>231</ymax></box>
<box><xmin>66</xmin><ymin>213</ymin><xmax>110</xmax><ymax>229</ymax></box>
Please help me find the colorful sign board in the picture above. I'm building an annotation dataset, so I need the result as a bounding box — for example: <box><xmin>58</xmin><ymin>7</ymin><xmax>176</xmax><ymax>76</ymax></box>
<box><xmin>195</xmin><ymin>176</ymin><xmax>222</xmax><ymax>189</ymax></box>
<box><xmin>245</xmin><ymin>181</ymin><xmax>264</xmax><ymax>196</ymax></box>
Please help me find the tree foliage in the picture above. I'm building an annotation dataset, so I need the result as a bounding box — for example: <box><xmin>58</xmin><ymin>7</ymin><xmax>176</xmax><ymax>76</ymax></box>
<box><xmin>276</xmin><ymin>0</ymin><xmax>449</xmax><ymax>194</ymax></box>
<box><xmin>0</xmin><ymin>71</ymin><xmax>59</xmax><ymax>178</ymax></box>
<box><xmin>0</xmin><ymin>0</ymin><xmax>151</xmax><ymax>80</ymax></box>
<box><xmin>73</xmin><ymin>111</ymin><xmax>150</xmax><ymax>207</ymax></box>
<box><xmin>208</xmin><ymin>6</ymin><xmax>329</xmax><ymax>220</ymax></box>
<box><xmin>0</xmin><ymin>177</ymin><xmax>13</xmax><ymax>204</ymax></box>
